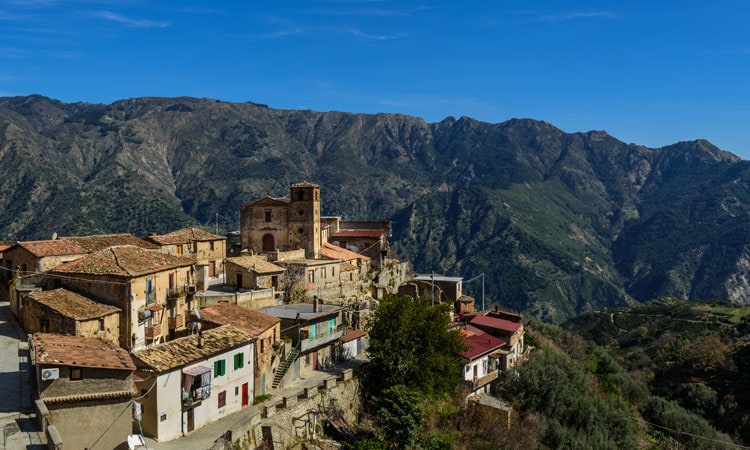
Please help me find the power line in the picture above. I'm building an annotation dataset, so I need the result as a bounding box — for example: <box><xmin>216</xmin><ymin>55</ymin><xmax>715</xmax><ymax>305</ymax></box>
<box><xmin>638</xmin><ymin>418</ymin><xmax>749</xmax><ymax>449</ymax></box>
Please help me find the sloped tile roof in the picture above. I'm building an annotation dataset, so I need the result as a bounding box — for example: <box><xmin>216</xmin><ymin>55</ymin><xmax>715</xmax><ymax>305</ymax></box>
<box><xmin>461</xmin><ymin>333</ymin><xmax>506</xmax><ymax>360</ymax></box>
<box><xmin>199</xmin><ymin>302</ymin><xmax>280</xmax><ymax>336</ymax></box>
<box><xmin>27</xmin><ymin>288</ymin><xmax>120</xmax><ymax>320</ymax></box>
<box><xmin>0</xmin><ymin>245</ymin><xmax>11</xmax><ymax>252</ymax></box>
<box><xmin>53</xmin><ymin>245</ymin><xmax>194</xmax><ymax>278</ymax></box>
<box><xmin>64</xmin><ymin>234</ymin><xmax>159</xmax><ymax>252</ymax></box>
<box><xmin>32</xmin><ymin>333</ymin><xmax>135</xmax><ymax>370</ymax></box>
<box><xmin>243</xmin><ymin>196</ymin><xmax>290</xmax><ymax>208</ymax></box>
<box><xmin>320</xmin><ymin>243</ymin><xmax>370</xmax><ymax>262</ymax></box>
<box><xmin>470</xmin><ymin>315</ymin><xmax>522</xmax><ymax>333</ymax></box>
<box><xmin>226</xmin><ymin>256</ymin><xmax>285</xmax><ymax>274</ymax></box>
<box><xmin>146</xmin><ymin>227</ymin><xmax>226</xmax><ymax>245</ymax></box>
<box><xmin>17</xmin><ymin>240</ymin><xmax>87</xmax><ymax>258</ymax></box>
<box><xmin>132</xmin><ymin>325</ymin><xmax>254</xmax><ymax>372</ymax></box>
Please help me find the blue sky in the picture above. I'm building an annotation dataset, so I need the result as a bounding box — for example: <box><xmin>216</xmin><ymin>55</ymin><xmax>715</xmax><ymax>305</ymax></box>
<box><xmin>2</xmin><ymin>1</ymin><xmax>750</xmax><ymax>158</ymax></box>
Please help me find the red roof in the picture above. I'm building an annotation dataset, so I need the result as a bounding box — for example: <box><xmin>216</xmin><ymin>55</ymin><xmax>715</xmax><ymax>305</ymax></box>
<box><xmin>470</xmin><ymin>315</ymin><xmax>522</xmax><ymax>333</ymax></box>
<box><xmin>330</xmin><ymin>229</ymin><xmax>384</xmax><ymax>239</ymax></box>
<box><xmin>460</xmin><ymin>333</ymin><xmax>506</xmax><ymax>360</ymax></box>
<box><xmin>320</xmin><ymin>242</ymin><xmax>370</xmax><ymax>262</ymax></box>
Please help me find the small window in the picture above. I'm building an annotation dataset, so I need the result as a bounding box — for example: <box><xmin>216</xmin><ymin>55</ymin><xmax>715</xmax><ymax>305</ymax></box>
<box><xmin>234</xmin><ymin>352</ymin><xmax>244</xmax><ymax>370</ymax></box>
<box><xmin>308</xmin><ymin>270</ymin><xmax>314</xmax><ymax>283</ymax></box>
<box><xmin>261</xmin><ymin>339</ymin><xmax>265</xmax><ymax>354</ymax></box>
<box><xmin>98</xmin><ymin>318</ymin><xmax>105</xmax><ymax>332</ymax></box>
<box><xmin>298</xmin><ymin>227</ymin><xmax>304</xmax><ymax>234</ymax></box>
<box><xmin>214</xmin><ymin>359</ymin><xmax>226</xmax><ymax>377</ymax></box>
<box><xmin>297</xmin><ymin>191</ymin><xmax>304</xmax><ymax>201</ymax></box>
<box><xmin>210</xmin><ymin>241</ymin><xmax>215</xmax><ymax>251</ymax></box>
<box><xmin>265</xmin><ymin>210</ymin><xmax>272</xmax><ymax>222</ymax></box>
<box><xmin>160</xmin><ymin>414</ymin><xmax>167</xmax><ymax>422</ymax></box>
<box><xmin>40</xmin><ymin>319</ymin><xmax>49</xmax><ymax>333</ymax></box>
<box><xmin>218</xmin><ymin>391</ymin><xmax>227</xmax><ymax>408</ymax></box>
<box><xmin>235</xmin><ymin>386</ymin><xmax>239</xmax><ymax>396</ymax></box>
<box><xmin>298</xmin><ymin>209</ymin><xmax>304</xmax><ymax>216</ymax></box>
<box><xmin>70</xmin><ymin>368</ymin><xmax>83</xmax><ymax>380</ymax></box>
<box><xmin>176</xmin><ymin>245</ymin><xmax>183</xmax><ymax>255</ymax></box>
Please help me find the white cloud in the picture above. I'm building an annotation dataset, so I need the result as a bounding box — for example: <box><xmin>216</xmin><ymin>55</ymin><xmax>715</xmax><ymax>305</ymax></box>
<box><xmin>89</xmin><ymin>11</ymin><xmax>169</xmax><ymax>29</ymax></box>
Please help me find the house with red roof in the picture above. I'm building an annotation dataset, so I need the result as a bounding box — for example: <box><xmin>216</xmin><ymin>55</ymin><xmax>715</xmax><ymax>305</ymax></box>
<box><xmin>29</xmin><ymin>333</ymin><xmax>136</xmax><ymax>450</ymax></box>
<box><xmin>469</xmin><ymin>313</ymin><xmax>525</xmax><ymax>369</ymax></box>
<box><xmin>460</xmin><ymin>333</ymin><xmax>506</xmax><ymax>397</ymax></box>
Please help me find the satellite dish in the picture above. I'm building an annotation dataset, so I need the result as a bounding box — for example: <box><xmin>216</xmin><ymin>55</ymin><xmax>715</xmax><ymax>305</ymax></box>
<box><xmin>51</xmin><ymin>232</ymin><xmax>57</xmax><ymax>240</ymax></box>
<box><xmin>192</xmin><ymin>307</ymin><xmax>201</xmax><ymax>320</ymax></box>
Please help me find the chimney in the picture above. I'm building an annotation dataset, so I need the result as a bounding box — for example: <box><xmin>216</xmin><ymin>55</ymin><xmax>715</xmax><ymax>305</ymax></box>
<box><xmin>197</xmin><ymin>331</ymin><xmax>204</xmax><ymax>349</ymax></box>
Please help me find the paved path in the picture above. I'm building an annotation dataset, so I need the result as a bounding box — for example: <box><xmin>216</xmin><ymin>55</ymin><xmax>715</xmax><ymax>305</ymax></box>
<box><xmin>0</xmin><ymin>301</ymin><xmax>45</xmax><ymax>449</ymax></box>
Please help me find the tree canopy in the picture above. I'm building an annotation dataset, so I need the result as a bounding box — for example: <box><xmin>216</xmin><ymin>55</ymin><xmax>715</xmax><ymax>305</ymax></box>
<box><xmin>364</xmin><ymin>295</ymin><xmax>466</xmax><ymax>398</ymax></box>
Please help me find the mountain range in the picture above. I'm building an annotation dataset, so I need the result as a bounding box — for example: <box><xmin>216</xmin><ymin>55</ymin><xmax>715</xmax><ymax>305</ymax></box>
<box><xmin>1</xmin><ymin>94</ymin><xmax>749</xmax><ymax>321</ymax></box>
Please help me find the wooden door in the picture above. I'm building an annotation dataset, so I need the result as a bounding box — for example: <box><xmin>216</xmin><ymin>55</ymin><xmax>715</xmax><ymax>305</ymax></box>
<box><xmin>242</xmin><ymin>383</ymin><xmax>249</xmax><ymax>406</ymax></box>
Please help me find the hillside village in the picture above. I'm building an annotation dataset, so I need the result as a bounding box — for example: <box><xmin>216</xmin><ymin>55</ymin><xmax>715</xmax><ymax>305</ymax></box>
<box><xmin>0</xmin><ymin>181</ymin><xmax>526</xmax><ymax>449</ymax></box>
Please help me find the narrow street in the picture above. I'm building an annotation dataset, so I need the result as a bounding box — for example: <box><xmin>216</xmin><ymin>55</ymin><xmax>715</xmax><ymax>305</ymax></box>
<box><xmin>0</xmin><ymin>301</ymin><xmax>45</xmax><ymax>449</ymax></box>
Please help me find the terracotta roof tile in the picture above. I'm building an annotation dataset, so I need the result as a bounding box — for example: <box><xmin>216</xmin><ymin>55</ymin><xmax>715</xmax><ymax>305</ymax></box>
<box><xmin>0</xmin><ymin>245</ymin><xmax>11</xmax><ymax>252</ymax></box>
<box><xmin>31</xmin><ymin>333</ymin><xmax>135</xmax><ymax>370</ymax></box>
<box><xmin>320</xmin><ymin>243</ymin><xmax>370</xmax><ymax>262</ymax></box>
<box><xmin>53</xmin><ymin>245</ymin><xmax>194</xmax><ymax>277</ymax></box>
<box><xmin>64</xmin><ymin>234</ymin><xmax>159</xmax><ymax>252</ymax></box>
<box><xmin>199</xmin><ymin>302</ymin><xmax>281</xmax><ymax>336</ymax></box>
<box><xmin>225</xmin><ymin>256</ymin><xmax>285</xmax><ymax>274</ymax></box>
<box><xmin>27</xmin><ymin>288</ymin><xmax>120</xmax><ymax>320</ymax></box>
<box><xmin>17</xmin><ymin>240</ymin><xmax>88</xmax><ymax>258</ymax></box>
<box><xmin>146</xmin><ymin>227</ymin><xmax>226</xmax><ymax>245</ymax></box>
<box><xmin>132</xmin><ymin>325</ymin><xmax>255</xmax><ymax>372</ymax></box>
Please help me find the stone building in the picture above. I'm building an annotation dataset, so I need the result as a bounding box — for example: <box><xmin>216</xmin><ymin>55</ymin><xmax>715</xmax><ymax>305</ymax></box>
<box><xmin>22</xmin><ymin>288</ymin><xmax>120</xmax><ymax>344</ymax></box>
<box><xmin>30</xmin><ymin>333</ymin><xmax>136</xmax><ymax>450</ymax></box>
<box><xmin>49</xmin><ymin>245</ymin><xmax>196</xmax><ymax>350</ymax></box>
<box><xmin>240</xmin><ymin>181</ymin><xmax>321</xmax><ymax>258</ymax></box>
<box><xmin>145</xmin><ymin>227</ymin><xmax>227</xmax><ymax>281</ymax></box>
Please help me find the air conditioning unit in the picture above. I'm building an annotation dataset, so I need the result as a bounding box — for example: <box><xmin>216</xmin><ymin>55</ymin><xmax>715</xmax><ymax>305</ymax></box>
<box><xmin>186</xmin><ymin>285</ymin><xmax>197</xmax><ymax>293</ymax></box>
<box><xmin>41</xmin><ymin>368</ymin><xmax>59</xmax><ymax>381</ymax></box>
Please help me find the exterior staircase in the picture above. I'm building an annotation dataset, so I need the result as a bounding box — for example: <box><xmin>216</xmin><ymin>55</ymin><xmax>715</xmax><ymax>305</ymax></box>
<box><xmin>272</xmin><ymin>343</ymin><xmax>300</xmax><ymax>389</ymax></box>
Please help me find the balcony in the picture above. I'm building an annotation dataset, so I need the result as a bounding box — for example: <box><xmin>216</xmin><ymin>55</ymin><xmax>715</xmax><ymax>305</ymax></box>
<box><xmin>300</xmin><ymin>324</ymin><xmax>347</xmax><ymax>352</ymax></box>
<box><xmin>167</xmin><ymin>287</ymin><xmax>186</xmax><ymax>301</ymax></box>
<box><xmin>471</xmin><ymin>370</ymin><xmax>499</xmax><ymax>390</ymax></box>
<box><xmin>145</xmin><ymin>325</ymin><xmax>161</xmax><ymax>340</ymax></box>
<box><xmin>169</xmin><ymin>314</ymin><xmax>185</xmax><ymax>330</ymax></box>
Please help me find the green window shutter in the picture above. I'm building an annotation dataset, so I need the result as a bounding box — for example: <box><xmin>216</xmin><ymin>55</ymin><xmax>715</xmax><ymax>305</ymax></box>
<box><xmin>234</xmin><ymin>352</ymin><xmax>244</xmax><ymax>370</ymax></box>
<box><xmin>215</xmin><ymin>359</ymin><xmax>226</xmax><ymax>376</ymax></box>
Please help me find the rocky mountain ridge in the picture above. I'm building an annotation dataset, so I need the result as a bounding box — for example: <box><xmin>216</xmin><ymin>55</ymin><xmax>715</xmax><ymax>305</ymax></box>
<box><xmin>1</xmin><ymin>94</ymin><xmax>748</xmax><ymax>321</ymax></box>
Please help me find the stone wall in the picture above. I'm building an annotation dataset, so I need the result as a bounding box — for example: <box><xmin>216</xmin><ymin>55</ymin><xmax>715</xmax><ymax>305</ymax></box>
<box><xmin>228</xmin><ymin>370</ymin><xmax>361</xmax><ymax>450</ymax></box>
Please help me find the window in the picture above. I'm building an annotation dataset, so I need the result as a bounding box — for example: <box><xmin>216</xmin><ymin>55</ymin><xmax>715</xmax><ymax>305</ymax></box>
<box><xmin>98</xmin><ymin>318</ymin><xmax>105</xmax><ymax>332</ymax></box>
<box><xmin>308</xmin><ymin>270</ymin><xmax>314</xmax><ymax>283</ymax></box>
<box><xmin>235</xmin><ymin>386</ymin><xmax>239</xmax><ymax>396</ymax></box>
<box><xmin>176</xmin><ymin>245</ymin><xmax>183</xmax><ymax>255</ymax></box>
<box><xmin>145</xmin><ymin>278</ymin><xmax>154</xmax><ymax>303</ymax></box>
<box><xmin>264</xmin><ymin>210</ymin><xmax>272</xmax><ymax>222</ymax></box>
<box><xmin>160</xmin><ymin>414</ymin><xmax>167</xmax><ymax>422</ymax></box>
<box><xmin>70</xmin><ymin>368</ymin><xmax>83</xmax><ymax>380</ymax></box>
<box><xmin>214</xmin><ymin>359</ymin><xmax>226</xmax><ymax>377</ymax></box>
<box><xmin>260</xmin><ymin>339</ymin><xmax>265</xmax><ymax>354</ymax></box>
<box><xmin>40</xmin><ymin>319</ymin><xmax>49</xmax><ymax>333</ymax></box>
<box><xmin>210</xmin><ymin>241</ymin><xmax>215</xmax><ymax>251</ymax></box>
<box><xmin>218</xmin><ymin>391</ymin><xmax>226</xmax><ymax>408</ymax></box>
<box><xmin>234</xmin><ymin>352</ymin><xmax>244</xmax><ymax>370</ymax></box>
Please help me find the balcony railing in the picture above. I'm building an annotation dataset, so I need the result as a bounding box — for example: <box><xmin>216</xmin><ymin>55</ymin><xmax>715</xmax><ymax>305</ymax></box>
<box><xmin>167</xmin><ymin>287</ymin><xmax>186</xmax><ymax>301</ymax></box>
<box><xmin>145</xmin><ymin>326</ymin><xmax>161</xmax><ymax>340</ymax></box>
<box><xmin>471</xmin><ymin>370</ymin><xmax>499</xmax><ymax>390</ymax></box>
<box><xmin>168</xmin><ymin>314</ymin><xmax>185</xmax><ymax>330</ymax></box>
<box><xmin>300</xmin><ymin>324</ymin><xmax>347</xmax><ymax>352</ymax></box>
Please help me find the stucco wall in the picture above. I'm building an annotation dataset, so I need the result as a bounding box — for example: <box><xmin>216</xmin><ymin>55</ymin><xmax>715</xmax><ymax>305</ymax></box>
<box><xmin>46</xmin><ymin>398</ymin><xmax>132</xmax><ymax>450</ymax></box>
